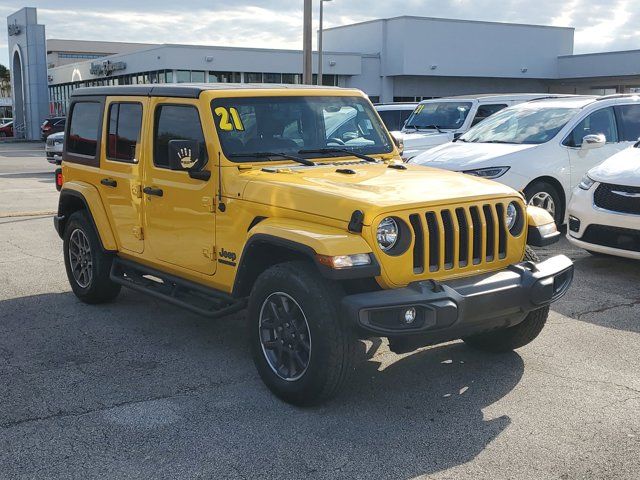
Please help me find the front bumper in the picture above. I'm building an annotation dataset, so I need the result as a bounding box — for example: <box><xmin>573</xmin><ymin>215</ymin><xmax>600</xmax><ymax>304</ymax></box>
<box><xmin>342</xmin><ymin>254</ymin><xmax>573</xmax><ymax>342</ymax></box>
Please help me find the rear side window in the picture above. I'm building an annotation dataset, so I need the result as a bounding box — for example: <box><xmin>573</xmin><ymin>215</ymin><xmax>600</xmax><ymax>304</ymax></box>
<box><xmin>614</xmin><ymin>104</ymin><xmax>640</xmax><ymax>142</ymax></box>
<box><xmin>564</xmin><ymin>107</ymin><xmax>619</xmax><ymax>147</ymax></box>
<box><xmin>471</xmin><ymin>104</ymin><xmax>508</xmax><ymax>126</ymax></box>
<box><xmin>378</xmin><ymin>110</ymin><xmax>400</xmax><ymax>131</ymax></box>
<box><xmin>153</xmin><ymin>105</ymin><xmax>207</xmax><ymax>169</ymax></box>
<box><xmin>107</xmin><ymin>103</ymin><xmax>143</xmax><ymax>162</ymax></box>
<box><xmin>67</xmin><ymin>102</ymin><xmax>101</xmax><ymax>157</ymax></box>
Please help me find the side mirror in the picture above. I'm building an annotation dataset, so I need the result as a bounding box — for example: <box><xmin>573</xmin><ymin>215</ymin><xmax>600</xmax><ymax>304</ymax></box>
<box><xmin>581</xmin><ymin>134</ymin><xmax>606</xmax><ymax>150</ymax></box>
<box><xmin>391</xmin><ymin>132</ymin><xmax>404</xmax><ymax>155</ymax></box>
<box><xmin>168</xmin><ymin>139</ymin><xmax>204</xmax><ymax>171</ymax></box>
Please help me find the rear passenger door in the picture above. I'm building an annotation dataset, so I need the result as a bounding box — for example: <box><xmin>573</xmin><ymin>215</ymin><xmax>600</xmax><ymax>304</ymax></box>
<box><xmin>98</xmin><ymin>97</ymin><xmax>147</xmax><ymax>254</ymax></box>
<box><xmin>142</xmin><ymin>99</ymin><xmax>217</xmax><ymax>276</ymax></box>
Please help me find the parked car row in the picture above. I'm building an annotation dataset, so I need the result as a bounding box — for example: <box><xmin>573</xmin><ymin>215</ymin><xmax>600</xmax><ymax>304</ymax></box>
<box><xmin>0</xmin><ymin>119</ymin><xmax>13</xmax><ymax>137</ymax></box>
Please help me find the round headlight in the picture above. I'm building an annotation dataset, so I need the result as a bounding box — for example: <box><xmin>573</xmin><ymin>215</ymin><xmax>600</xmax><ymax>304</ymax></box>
<box><xmin>377</xmin><ymin>217</ymin><xmax>399</xmax><ymax>251</ymax></box>
<box><xmin>506</xmin><ymin>202</ymin><xmax>518</xmax><ymax>231</ymax></box>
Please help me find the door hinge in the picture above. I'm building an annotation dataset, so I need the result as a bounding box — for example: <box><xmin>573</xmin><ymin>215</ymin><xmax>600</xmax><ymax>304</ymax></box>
<box><xmin>203</xmin><ymin>246</ymin><xmax>216</xmax><ymax>261</ymax></box>
<box><xmin>132</xmin><ymin>184</ymin><xmax>143</xmax><ymax>198</ymax></box>
<box><xmin>133</xmin><ymin>226</ymin><xmax>144</xmax><ymax>240</ymax></box>
<box><xmin>201</xmin><ymin>196</ymin><xmax>215</xmax><ymax>212</ymax></box>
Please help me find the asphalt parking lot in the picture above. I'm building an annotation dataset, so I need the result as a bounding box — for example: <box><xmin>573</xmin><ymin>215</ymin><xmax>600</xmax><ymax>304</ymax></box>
<box><xmin>0</xmin><ymin>142</ymin><xmax>638</xmax><ymax>479</ymax></box>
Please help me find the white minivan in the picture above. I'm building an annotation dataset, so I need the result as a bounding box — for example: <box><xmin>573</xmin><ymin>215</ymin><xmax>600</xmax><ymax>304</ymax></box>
<box><xmin>411</xmin><ymin>95</ymin><xmax>640</xmax><ymax>224</ymax></box>
<box><xmin>398</xmin><ymin>94</ymin><xmax>565</xmax><ymax>160</ymax></box>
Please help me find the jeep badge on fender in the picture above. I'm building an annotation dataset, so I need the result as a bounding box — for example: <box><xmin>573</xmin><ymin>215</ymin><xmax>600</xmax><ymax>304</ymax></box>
<box><xmin>53</xmin><ymin>84</ymin><xmax>573</xmax><ymax>406</ymax></box>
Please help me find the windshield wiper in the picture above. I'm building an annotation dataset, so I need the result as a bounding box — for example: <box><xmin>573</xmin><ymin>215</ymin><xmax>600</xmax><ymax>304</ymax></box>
<box><xmin>482</xmin><ymin>140</ymin><xmax>517</xmax><ymax>144</ymax></box>
<box><xmin>298</xmin><ymin>148</ymin><xmax>378</xmax><ymax>163</ymax></box>
<box><xmin>229</xmin><ymin>151</ymin><xmax>315</xmax><ymax>166</ymax></box>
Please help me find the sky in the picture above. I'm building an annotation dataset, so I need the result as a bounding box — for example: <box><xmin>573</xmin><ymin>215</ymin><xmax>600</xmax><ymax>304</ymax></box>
<box><xmin>1</xmin><ymin>0</ymin><xmax>639</xmax><ymax>67</ymax></box>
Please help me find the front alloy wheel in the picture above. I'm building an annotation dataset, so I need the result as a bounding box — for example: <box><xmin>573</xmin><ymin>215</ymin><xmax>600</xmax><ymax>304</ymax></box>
<box><xmin>259</xmin><ymin>292</ymin><xmax>312</xmax><ymax>381</ymax></box>
<box><xmin>528</xmin><ymin>191</ymin><xmax>556</xmax><ymax>219</ymax></box>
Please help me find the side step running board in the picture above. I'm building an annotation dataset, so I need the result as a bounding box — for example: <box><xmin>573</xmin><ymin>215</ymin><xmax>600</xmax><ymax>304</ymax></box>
<box><xmin>110</xmin><ymin>257</ymin><xmax>246</xmax><ymax>318</ymax></box>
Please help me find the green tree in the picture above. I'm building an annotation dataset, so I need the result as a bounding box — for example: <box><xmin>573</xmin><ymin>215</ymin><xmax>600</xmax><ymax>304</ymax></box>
<box><xmin>0</xmin><ymin>64</ymin><xmax>11</xmax><ymax>98</ymax></box>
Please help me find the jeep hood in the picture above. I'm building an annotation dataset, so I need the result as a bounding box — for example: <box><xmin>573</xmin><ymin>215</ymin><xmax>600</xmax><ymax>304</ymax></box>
<box><xmin>410</xmin><ymin>141</ymin><xmax>539</xmax><ymax>171</ymax></box>
<box><xmin>240</xmin><ymin>162</ymin><xmax>519</xmax><ymax>225</ymax></box>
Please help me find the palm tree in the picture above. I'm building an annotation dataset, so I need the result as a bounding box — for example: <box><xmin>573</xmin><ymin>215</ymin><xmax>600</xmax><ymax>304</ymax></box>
<box><xmin>0</xmin><ymin>64</ymin><xmax>11</xmax><ymax>98</ymax></box>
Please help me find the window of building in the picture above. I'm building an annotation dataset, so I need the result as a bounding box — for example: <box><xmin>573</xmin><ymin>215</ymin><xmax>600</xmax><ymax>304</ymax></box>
<box><xmin>154</xmin><ymin>105</ymin><xmax>207</xmax><ymax>169</ymax></box>
<box><xmin>471</xmin><ymin>104</ymin><xmax>508</xmax><ymax>126</ymax></box>
<box><xmin>263</xmin><ymin>73</ymin><xmax>282</xmax><ymax>83</ymax></box>
<box><xmin>191</xmin><ymin>71</ymin><xmax>205</xmax><ymax>83</ymax></box>
<box><xmin>245</xmin><ymin>72</ymin><xmax>262</xmax><ymax>83</ymax></box>
<box><xmin>176</xmin><ymin>70</ymin><xmax>191</xmax><ymax>83</ymax></box>
<box><xmin>59</xmin><ymin>53</ymin><xmax>106</xmax><ymax>60</ymax></box>
<box><xmin>368</xmin><ymin>96</ymin><xmax>380</xmax><ymax>104</ymax></box>
<box><xmin>165</xmin><ymin>70</ymin><xmax>174</xmax><ymax>83</ymax></box>
<box><xmin>614</xmin><ymin>104</ymin><xmax>640</xmax><ymax>141</ymax></box>
<box><xmin>107</xmin><ymin>102</ymin><xmax>143</xmax><ymax>162</ymax></box>
<box><xmin>564</xmin><ymin>107</ymin><xmax>619</xmax><ymax>147</ymax></box>
<box><xmin>208</xmin><ymin>71</ymin><xmax>239</xmax><ymax>83</ymax></box>
<box><xmin>282</xmin><ymin>74</ymin><xmax>301</xmax><ymax>84</ymax></box>
<box><xmin>67</xmin><ymin>102</ymin><xmax>101</xmax><ymax>157</ymax></box>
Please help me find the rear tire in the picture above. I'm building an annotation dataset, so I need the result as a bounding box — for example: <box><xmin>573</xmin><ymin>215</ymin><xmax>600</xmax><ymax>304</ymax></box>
<box><xmin>525</xmin><ymin>180</ymin><xmax>563</xmax><ymax>226</ymax></box>
<box><xmin>462</xmin><ymin>246</ymin><xmax>549</xmax><ymax>352</ymax></box>
<box><xmin>248</xmin><ymin>261</ymin><xmax>356</xmax><ymax>406</ymax></box>
<box><xmin>63</xmin><ymin>211</ymin><xmax>121</xmax><ymax>304</ymax></box>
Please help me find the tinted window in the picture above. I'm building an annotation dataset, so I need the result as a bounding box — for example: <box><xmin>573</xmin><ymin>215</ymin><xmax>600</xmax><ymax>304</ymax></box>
<box><xmin>67</xmin><ymin>102</ymin><xmax>101</xmax><ymax>156</ymax></box>
<box><xmin>154</xmin><ymin>105</ymin><xmax>207</xmax><ymax>168</ymax></box>
<box><xmin>564</xmin><ymin>107</ymin><xmax>618</xmax><ymax>147</ymax></box>
<box><xmin>405</xmin><ymin>102</ymin><xmax>473</xmax><ymax>130</ymax></box>
<box><xmin>471</xmin><ymin>104</ymin><xmax>508</xmax><ymax>126</ymax></box>
<box><xmin>378</xmin><ymin>110</ymin><xmax>400</xmax><ymax>131</ymax></box>
<box><xmin>107</xmin><ymin>103</ymin><xmax>143</xmax><ymax>162</ymax></box>
<box><xmin>615</xmin><ymin>104</ymin><xmax>640</xmax><ymax>141</ymax></box>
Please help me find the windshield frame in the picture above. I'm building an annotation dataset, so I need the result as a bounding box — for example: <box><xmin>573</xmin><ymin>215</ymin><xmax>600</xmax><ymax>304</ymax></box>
<box><xmin>458</xmin><ymin>104</ymin><xmax>581</xmax><ymax>145</ymax></box>
<box><xmin>210</xmin><ymin>95</ymin><xmax>394</xmax><ymax>163</ymax></box>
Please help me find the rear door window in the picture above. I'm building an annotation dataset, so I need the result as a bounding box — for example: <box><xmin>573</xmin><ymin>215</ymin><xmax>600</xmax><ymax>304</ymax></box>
<box><xmin>471</xmin><ymin>104</ymin><xmax>508</xmax><ymax>126</ymax></box>
<box><xmin>614</xmin><ymin>104</ymin><xmax>640</xmax><ymax>141</ymax></box>
<box><xmin>67</xmin><ymin>102</ymin><xmax>101</xmax><ymax>157</ymax></box>
<box><xmin>107</xmin><ymin>102</ymin><xmax>143</xmax><ymax>162</ymax></box>
<box><xmin>378</xmin><ymin>110</ymin><xmax>400</xmax><ymax>131</ymax></box>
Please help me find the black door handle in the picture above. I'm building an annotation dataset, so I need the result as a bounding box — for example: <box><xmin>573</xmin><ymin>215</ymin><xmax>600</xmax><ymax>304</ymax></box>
<box><xmin>100</xmin><ymin>178</ymin><xmax>117</xmax><ymax>187</ymax></box>
<box><xmin>143</xmin><ymin>186</ymin><xmax>163</xmax><ymax>197</ymax></box>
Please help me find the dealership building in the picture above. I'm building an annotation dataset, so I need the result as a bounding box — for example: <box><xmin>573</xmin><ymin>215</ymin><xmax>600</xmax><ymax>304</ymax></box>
<box><xmin>7</xmin><ymin>7</ymin><xmax>640</xmax><ymax>138</ymax></box>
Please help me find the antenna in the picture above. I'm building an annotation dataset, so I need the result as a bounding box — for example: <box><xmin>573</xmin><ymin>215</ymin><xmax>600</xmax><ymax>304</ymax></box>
<box><xmin>217</xmin><ymin>151</ymin><xmax>225</xmax><ymax>212</ymax></box>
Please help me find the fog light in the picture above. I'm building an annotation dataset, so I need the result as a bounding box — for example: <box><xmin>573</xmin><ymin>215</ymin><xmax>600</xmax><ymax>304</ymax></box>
<box><xmin>403</xmin><ymin>307</ymin><xmax>417</xmax><ymax>324</ymax></box>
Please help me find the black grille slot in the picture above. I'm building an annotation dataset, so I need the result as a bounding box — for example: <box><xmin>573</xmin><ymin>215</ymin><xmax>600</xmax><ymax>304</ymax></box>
<box><xmin>581</xmin><ymin>224</ymin><xmax>640</xmax><ymax>252</ymax></box>
<box><xmin>425</xmin><ymin>212</ymin><xmax>440</xmax><ymax>271</ymax></box>
<box><xmin>441</xmin><ymin>210</ymin><xmax>454</xmax><ymax>269</ymax></box>
<box><xmin>455</xmin><ymin>208</ymin><xmax>469</xmax><ymax>267</ymax></box>
<box><xmin>495</xmin><ymin>203</ymin><xmax>507</xmax><ymax>259</ymax></box>
<box><xmin>483</xmin><ymin>205</ymin><xmax>495</xmax><ymax>261</ymax></box>
<box><xmin>594</xmin><ymin>183</ymin><xmax>640</xmax><ymax>215</ymax></box>
<box><xmin>470</xmin><ymin>206</ymin><xmax>483</xmax><ymax>264</ymax></box>
<box><xmin>409</xmin><ymin>214</ymin><xmax>424</xmax><ymax>274</ymax></box>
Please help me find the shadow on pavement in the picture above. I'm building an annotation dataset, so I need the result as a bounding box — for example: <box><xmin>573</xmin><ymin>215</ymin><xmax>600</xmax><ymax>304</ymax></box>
<box><xmin>0</xmin><ymin>290</ymin><xmax>524</xmax><ymax>478</ymax></box>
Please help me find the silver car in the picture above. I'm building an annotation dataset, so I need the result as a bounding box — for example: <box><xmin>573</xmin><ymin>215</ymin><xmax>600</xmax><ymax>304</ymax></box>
<box><xmin>45</xmin><ymin>131</ymin><xmax>64</xmax><ymax>164</ymax></box>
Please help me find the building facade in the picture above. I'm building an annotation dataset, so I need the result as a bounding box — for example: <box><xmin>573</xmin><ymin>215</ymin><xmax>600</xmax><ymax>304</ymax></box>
<box><xmin>8</xmin><ymin>8</ymin><xmax>640</xmax><ymax>132</ymax></box>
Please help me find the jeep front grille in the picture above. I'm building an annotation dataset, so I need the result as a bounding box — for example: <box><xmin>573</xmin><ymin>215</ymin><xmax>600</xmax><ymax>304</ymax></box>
<box><xmin>408</xmin><ymin>203</ymin><xmax>509</xmax><ymax>274</ymax></box>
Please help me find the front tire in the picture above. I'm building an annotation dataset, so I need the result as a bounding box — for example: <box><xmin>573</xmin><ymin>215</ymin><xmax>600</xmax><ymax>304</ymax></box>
<box><xmin>525</xmin><ymin>180</ymin><xmax>563</xmax><ymax>226</ymax></box>
<box><xmin>63</xmin><ymin>211</ymin><xmax>121</xmax><ymax>304</ymax></box>
<box><xmin>248</xmin><ymin>261</ymin><xmax>355</xmax><ymax>406</ymax></box>
<box><xmin>462</xmin><ymin>246</ymin><xmax>549</xmax><ymax>353</ymax></box>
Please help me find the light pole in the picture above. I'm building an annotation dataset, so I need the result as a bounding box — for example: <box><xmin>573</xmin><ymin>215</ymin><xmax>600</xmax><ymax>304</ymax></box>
<box><xmin>317</xmin><ymin>0</ymin><xmax>332</xmax><ymax>86</ymax></box>
<box><xmin>303</xmin><ymin>0</ymin><xmax>313</xmax><ymax>84</ymax></box>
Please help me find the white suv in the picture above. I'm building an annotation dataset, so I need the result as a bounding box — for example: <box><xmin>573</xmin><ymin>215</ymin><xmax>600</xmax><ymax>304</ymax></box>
<box><xmin>398</xmin><ymin>94</ymin><xmax>563</xmax><ymax>160</ymax></box>
<box><xmin>567</xmin><ymin>144</ymin><xmax>640</xmax><ymax>258</ymax></box>
<box><xmin>411</xmin><ymin>95</ymin><xmax>640</xmax><ymax>224</ymax></box>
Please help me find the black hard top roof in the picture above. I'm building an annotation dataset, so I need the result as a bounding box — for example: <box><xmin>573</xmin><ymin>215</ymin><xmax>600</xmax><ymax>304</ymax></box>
<box><xmin>71</xmin><ymin>83</ymin><xmax>344</xmax><ymax>99</ymax></box>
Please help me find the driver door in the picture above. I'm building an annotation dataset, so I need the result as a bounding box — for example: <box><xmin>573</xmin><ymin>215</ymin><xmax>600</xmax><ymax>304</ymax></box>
<box><xmin>142</xmin><ymin>99</ymin><xmax>217</xmax><ymax>276</ymax></box>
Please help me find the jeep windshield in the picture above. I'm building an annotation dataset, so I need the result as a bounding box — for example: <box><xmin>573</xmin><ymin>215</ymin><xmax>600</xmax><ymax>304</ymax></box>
<box><xmin>212</xmin><ymin>96</ymin><xmax>393</xmax><ymax>162</ymax></box>
<box><xmin>460</xmin><ymin>105</ymin><xmax>580</xmax><ymax>145</ymax></box>
<box><xmin>404</xmin><ymin>102</ymin><xmax>472</xmax><ymax>131</ymax></box>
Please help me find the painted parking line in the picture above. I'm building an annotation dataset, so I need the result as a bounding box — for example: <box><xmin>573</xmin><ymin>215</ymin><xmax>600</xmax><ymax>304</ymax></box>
<box><xmin>0</xmin><ymin>211</ymin><xmax>56</xmax><ymax>219</ymax></box>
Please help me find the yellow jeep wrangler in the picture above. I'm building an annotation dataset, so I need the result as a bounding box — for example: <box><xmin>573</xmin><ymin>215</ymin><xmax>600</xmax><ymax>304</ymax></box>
<box><xmin>54</xmin><ymin>84</ymin><xmax>573</xmax><ymax>405</ymax></box>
